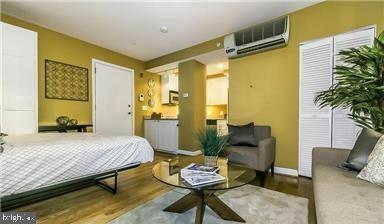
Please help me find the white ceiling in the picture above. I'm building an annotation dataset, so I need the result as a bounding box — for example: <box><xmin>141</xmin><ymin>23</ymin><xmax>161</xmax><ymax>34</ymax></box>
<box><xmin>1</xmin><ymin>0</ymin><xmax>320</xmax><ymax>61</ymax></box>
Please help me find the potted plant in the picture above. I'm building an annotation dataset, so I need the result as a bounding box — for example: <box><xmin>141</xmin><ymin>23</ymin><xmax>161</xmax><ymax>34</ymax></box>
<box><xmin>315</xmin><ymin>31</ymin><xmax>384</xmax><ymax>133</ymax></box>
<box><xmin>197</xmin><ymin>127</ymin><xmax>229</xmax><ymax>167</ymax></box>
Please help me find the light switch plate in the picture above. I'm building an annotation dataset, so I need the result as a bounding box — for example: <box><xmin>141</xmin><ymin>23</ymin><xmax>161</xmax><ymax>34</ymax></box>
<box><xmin>183</xmin><ymin>93</ymin><xmax>189</xmax><ymax>98</ymax></box>
<box><xmin>138</xmin><ymin>93</ymin><xmax>145</xmax><ymax>102</ymax></box>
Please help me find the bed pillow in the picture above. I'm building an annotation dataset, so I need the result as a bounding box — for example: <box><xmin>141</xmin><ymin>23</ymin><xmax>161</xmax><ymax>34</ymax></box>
<box><xmin>339</xmin><ymin>128</ymin><xmax>382</xmax><ymax>171</ymax></box>
<box><xmin>357</xmin><ymin>135</ymin><xmax>384</xmax><ymax>186</ymax></box>
<box><xmin>228</xmin><ymin>122</ymin><xmax>258</xmax><ymax>147</ymax></box>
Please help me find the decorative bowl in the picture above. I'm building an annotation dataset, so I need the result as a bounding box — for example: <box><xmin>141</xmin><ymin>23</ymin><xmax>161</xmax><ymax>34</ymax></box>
<box><xmin>56</xmin><ymin>116</ymin><xmax>70</xmax><ymax>126</ymax></box>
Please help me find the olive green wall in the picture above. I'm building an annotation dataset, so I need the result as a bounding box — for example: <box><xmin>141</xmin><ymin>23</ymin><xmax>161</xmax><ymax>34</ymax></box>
<box><xmin>0</xmin><ymin>14</ymin><xmax>162</xmax><ymax>136</ymax></box>
<box><xmin>145</xmin><ymin>1</ymin><xmax>384</xmax><ymax>169</ymax></box>
<box><xmin>178</xmin><ymin>60</ymin><xmax>206</xmax><ymax>151</ymax></box>
<box><xmin>229</xmin><ymin>1</ymin><xmax>384</xmax><ymax>169</ymax></box>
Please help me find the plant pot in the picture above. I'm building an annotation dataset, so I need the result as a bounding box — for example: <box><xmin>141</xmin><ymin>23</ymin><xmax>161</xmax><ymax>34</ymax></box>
<box><xmin>204</xmin><ymin>156</ymin><xmax>218</xmax><ymax>167</ymax></box>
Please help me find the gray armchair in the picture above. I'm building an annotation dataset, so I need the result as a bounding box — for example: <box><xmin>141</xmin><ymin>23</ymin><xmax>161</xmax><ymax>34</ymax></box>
<box><xmin>226</xmin><ymin>125</ymin><xmax>276</xmax><ymax>187</ymax></box>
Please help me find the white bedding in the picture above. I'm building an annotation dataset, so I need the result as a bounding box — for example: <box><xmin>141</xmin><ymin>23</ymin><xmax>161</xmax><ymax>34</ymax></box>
<box><xmin>0</xmin><ymin>133</ymin><xmax>154</xmax><ymax>197</ymax></box>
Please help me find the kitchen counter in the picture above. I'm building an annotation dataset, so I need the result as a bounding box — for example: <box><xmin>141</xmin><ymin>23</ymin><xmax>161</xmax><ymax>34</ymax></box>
<box><xmin>143</xmin><ymin>116</ymin><xmax>178</xmax><ymax>120</ymax></box>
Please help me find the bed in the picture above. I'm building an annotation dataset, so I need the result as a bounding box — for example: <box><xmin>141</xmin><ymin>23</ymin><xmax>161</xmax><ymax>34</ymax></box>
<box><xmin>0</xmin><ymin>133</ymin><xmax>154</xmax><ymax>210</ymax></box>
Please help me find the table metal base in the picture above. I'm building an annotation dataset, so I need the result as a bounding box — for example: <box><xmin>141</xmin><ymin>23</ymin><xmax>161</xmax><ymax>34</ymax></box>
<box><xmin>163</xmin><ymin>190</ymin><xmax>245</xmax><ymax>224</ymax></box>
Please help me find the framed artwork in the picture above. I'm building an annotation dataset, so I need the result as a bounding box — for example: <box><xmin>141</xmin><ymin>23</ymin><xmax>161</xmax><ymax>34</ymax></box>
<box><xmin>45</xmin><ymin>59</ymin><xmax>89</xmax><ymax>101</ymax></box>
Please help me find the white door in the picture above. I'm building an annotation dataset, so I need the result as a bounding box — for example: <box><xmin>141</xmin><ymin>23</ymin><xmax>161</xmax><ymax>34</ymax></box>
<box><xmin>299</xmin><ymin>37</ymin><xmax>333</xmax><ymax>177</ymax></box>
<box><xmin>1</xmin><ymin>22</ymin><xmax>38</xmax><ymax>134</ymax></box>
<box><xmin>332</xmin><ymin>28</ymin><xmax>375</xmax><ymax>149</ymax></box>
<box><xmin>93</xmin><ymin>60</ymin><xmax>134</xmax><ymax>135</ymax></box>
<box><xmin>144</xmin><ymin>120</ymin><xmax>158</xmax><ymax>148</ymax></box>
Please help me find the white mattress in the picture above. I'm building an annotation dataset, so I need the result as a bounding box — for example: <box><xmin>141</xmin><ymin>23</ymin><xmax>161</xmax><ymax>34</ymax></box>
<box><xmin>0</xmin><ymin>133</ymin><xmax>154</xmax><ymax>197</ymax></box>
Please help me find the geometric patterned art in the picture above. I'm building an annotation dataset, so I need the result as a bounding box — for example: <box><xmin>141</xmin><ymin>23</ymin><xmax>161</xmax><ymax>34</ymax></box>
<box><xmin>45</xmin><ymin>59</ymin><xmax>89</xmax><ymax>101</ymax></box>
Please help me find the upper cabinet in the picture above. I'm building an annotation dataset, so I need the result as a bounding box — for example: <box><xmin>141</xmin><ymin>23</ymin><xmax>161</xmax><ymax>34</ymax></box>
<box><xmin>207</xmin><ymin>76</ymin><xmax>228</xmax><ymax>105</ymax></box>
<box><xmin>161</xmin><ymin>73</ymin><xmax>178</xmax><ymax>104</ymax></box>
<box><xmin>1</xmin><ymin>22</ymin><xmax>38</xmax><ymax>134</ymax></box>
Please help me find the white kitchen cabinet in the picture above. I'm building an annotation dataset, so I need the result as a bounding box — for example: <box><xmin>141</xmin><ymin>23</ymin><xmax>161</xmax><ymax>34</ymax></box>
<box><xmin>161</xmin><ymin>73</ymin><xmax>178</xmax><ymax>104</ymax></box>
<box><xmin>1</xmin><ymin>22</ymin><xmax>38</xmax><ymax>134</ymax></box>
<box><xmin>144</xmin><ymin>119</ymin><xmax>178</xmax><ymax>154</ymax></box>
<box><xmin>144</xmin><ymin>119</ymin><xmax>158</xmax><ymax>148</ymax></box>
<box><xmin>207</xmin><ymin>76</ymin><xmax>228</xmax><ymax>105</ymax></box>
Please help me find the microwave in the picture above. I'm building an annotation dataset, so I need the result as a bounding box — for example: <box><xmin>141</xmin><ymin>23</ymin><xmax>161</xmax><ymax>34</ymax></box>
<box><xmin>169</xmin><ymin>90</ymin><xmax>179</xmax><ymax>105</ymax></box>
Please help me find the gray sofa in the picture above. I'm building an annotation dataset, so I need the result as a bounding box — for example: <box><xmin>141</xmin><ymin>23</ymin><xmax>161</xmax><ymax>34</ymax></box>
<box><xmin>312</xmin><ymin>147</ymin><xmax>384</xmax><ymax>224</ymax></box>
<box><xmin>227</xmin><ymin>125</ymin><xmax>276</xmax><ymax>187</ymax></box>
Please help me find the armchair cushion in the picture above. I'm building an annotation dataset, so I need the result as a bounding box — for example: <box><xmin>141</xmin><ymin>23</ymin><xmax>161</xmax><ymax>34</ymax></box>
<box><xmin>228</xmin><ymin>122</ymin><xmax>258</xmax><ymax>147</ymax></box>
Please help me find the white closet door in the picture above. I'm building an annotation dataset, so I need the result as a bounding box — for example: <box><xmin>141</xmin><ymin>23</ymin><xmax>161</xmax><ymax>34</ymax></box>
<box><xmin>299</xmin><ymin>37</ymin><xmax>333</xmax><ymax>177</ymax></box>
<box><xmin>1</xmin><ymin>22</ymin><xmax>38</xmax><ymax>134</ymax></box>
<box><xmin>3</xmin><ymin>55</ymin><xmax>36</xmax><ymax>110</ymax></box>
<box><xmin>332</xmin><ymin>28</ymin><xmax>375</xmax><ymax>149</ymax></box>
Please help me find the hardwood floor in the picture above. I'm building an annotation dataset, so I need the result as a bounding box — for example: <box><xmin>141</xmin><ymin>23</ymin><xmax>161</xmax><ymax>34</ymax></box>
<box><xmin>15</xmin><ymin>152</ymin><xmax>315</xmax><ymax>224</ymax></box>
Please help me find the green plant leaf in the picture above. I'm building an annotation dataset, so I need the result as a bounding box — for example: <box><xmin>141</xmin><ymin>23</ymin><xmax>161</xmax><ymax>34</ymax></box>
<box><xmin>314</xmin><ymin>30</ymin><xmax>384</xmax><ymax>133</ymax></box>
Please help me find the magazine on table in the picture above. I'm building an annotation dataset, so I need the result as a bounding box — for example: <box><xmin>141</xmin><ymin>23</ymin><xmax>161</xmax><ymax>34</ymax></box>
<box><xmin>182</xmin><ymin>172</ymin><xmax>226</xmax><ymax>186</ymax></box>
<box><xmin>180</xmin><ymin>163</ymin><xmax>225</xmax><ymax>186</ymax></box>
<box><xmin>181</xmin><ymin>163</ymin><xmax>219</xmax><ymax>175</ymax></box>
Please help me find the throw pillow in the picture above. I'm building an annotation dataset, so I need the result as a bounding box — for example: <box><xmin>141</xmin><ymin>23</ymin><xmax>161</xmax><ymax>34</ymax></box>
<box><xmin>0</xmin><ymin>132</ymin><xmax>8</xmax><ymax>153</ymax></box>
<box><xmin>357</xmin><ymin>135</ymin><xmax>384</xmax><ymax>186</ymax></box>
<box><xmin>227</xmin><ymin>122</ymin><xmax>258</xmax><ymax>147</ymax></box>
<box><xmin>339</xmin><ymin>128</ymin><xmax>382</xmax><ymax>171</ymax></box>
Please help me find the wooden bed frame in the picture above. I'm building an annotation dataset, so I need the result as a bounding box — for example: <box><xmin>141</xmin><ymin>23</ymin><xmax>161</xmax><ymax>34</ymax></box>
<box><xmin>1</xmin><ymin>162</ymin><xmax>140</xmax><ymax>211</ymax></box>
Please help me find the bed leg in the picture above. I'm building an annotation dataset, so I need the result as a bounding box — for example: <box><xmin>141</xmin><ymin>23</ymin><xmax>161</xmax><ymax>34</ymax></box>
<box><xmin>113</xmin><ymin>171</ymin><xmax>118</xmax><ymax>194</ymax></box>
<box><xmin>95</xmin><ymin>171</ymin><xmax>118</xmax><ymax>194</ymax></box>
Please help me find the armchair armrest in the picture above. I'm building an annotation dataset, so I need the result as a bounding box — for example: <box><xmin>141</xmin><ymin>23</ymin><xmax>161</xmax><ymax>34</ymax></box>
<box><xmin>257</xmin><ymin>136</ymin><xmax>276</xmax><ymax>170</ymax></box>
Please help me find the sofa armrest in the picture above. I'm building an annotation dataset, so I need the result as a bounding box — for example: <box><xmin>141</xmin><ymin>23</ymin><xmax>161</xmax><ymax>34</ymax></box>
<box><xmin>257</xmin><ymin>136</ymin><xmax>276</xmax><ymax>170</ymax></box>
<box><xmin>312</xmin><ymin>147</ymin><xmax>350</xmax><ymax>168</ymax></box>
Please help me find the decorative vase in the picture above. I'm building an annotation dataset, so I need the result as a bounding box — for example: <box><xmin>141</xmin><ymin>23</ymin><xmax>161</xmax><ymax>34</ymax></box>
<box><xmin>204</xmin><ymin>156</ymin><xmax>218</xmax><ymax>167</ymax></box>
<box><xmin>69</xmin><ymin>119</ymin><xmax>78</xmax><ymax>126</ymax></box>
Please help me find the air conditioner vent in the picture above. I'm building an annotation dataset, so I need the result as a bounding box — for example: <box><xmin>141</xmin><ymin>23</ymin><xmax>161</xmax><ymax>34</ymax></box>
<box><xmin>237</xmin><ymin>38</ymin><xmax>286</xmax><ymax>55</ymax></box>
<box><xmin>225</xmin><ymin>16</ymin><xmax>290</xmax><ymax>58</ymax></box>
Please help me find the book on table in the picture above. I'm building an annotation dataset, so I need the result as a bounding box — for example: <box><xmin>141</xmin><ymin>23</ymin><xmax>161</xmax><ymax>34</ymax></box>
<box><xmin>181</xmin><ymin>163</ymin><xmax>225</xmax><ymax>187</ymax></box>
<box><xmin>181</xmin><ymin>163</ymin><xmax>219</xmax><ymax>174</ymax></box>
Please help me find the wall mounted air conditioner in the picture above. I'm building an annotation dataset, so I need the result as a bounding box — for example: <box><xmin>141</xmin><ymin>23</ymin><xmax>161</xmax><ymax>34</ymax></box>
<box><xmin>224</xmin><ymin>16</ymin><xmax>290</xmax><ymax>59</ymax></box>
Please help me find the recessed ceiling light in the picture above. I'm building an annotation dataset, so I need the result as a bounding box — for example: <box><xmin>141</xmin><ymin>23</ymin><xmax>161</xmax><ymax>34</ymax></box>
<box><xmin>160</xmin><ymin>26</ymin><xmax>168</xmax><ymax>33</ymax></box>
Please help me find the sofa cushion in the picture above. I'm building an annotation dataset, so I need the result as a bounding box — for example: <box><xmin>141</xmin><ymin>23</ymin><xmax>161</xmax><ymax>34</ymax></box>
<box><xmin>342</xmin><ymin>128</ymin><xmax>382</xmax><ymax>171</ymax></box>
<box><xmin>228</xmin><ymin>122</ymin><xmax>258</xmax><ymax>147</ymax></box>
<box><xmin>312</xmin><ymin>147</ymin><xmax>384</xmax><ymax>224</ymax></box>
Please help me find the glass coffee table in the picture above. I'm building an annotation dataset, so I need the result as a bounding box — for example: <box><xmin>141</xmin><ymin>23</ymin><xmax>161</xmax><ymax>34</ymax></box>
<box><xmin>152</xmin><ymin>158</ymin><xmax>256</xmax><ymax>224</ymax></box>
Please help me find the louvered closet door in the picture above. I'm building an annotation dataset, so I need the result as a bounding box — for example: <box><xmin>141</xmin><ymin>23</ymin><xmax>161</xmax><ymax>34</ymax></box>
<box><xmin>332</xmin><ymin>28</ymin><xmax>375</xmax><ymax>149</ymax></box>
<box><xmin>299</xmin><ymin>37</ymin><xmax>333</xmax><ymax>177</ymax></box>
